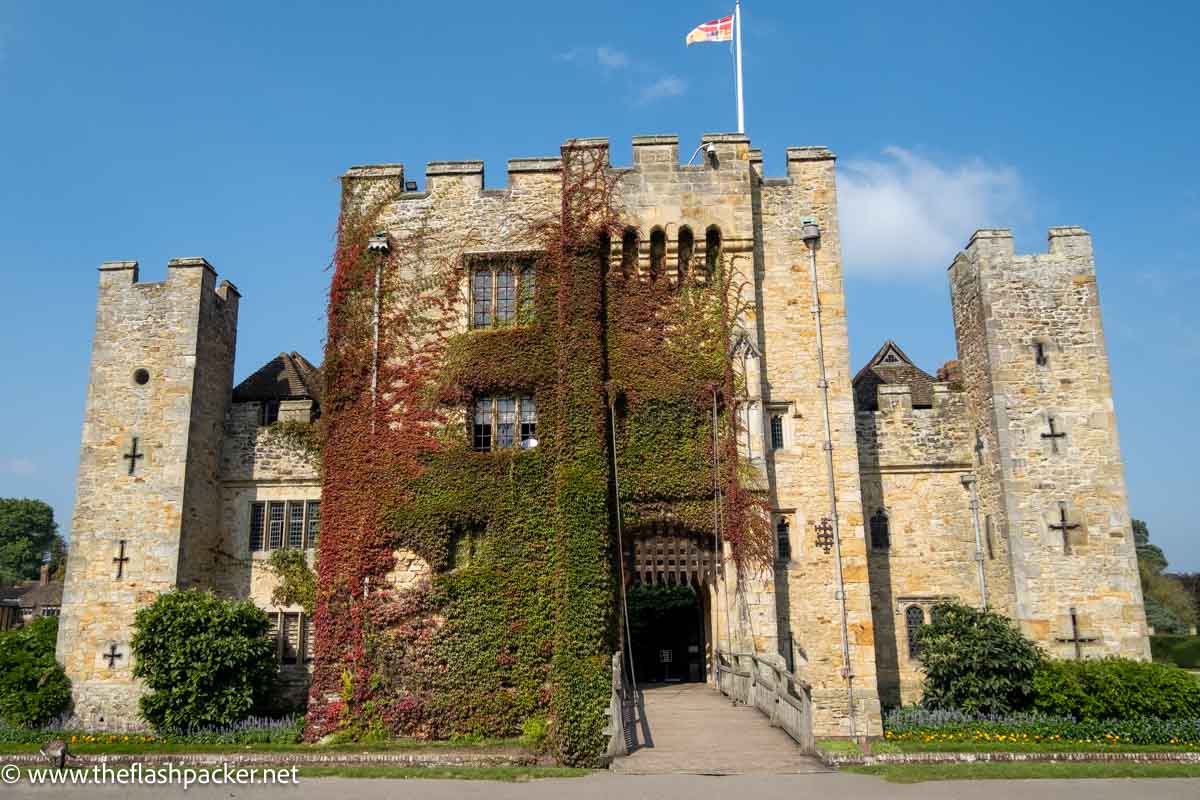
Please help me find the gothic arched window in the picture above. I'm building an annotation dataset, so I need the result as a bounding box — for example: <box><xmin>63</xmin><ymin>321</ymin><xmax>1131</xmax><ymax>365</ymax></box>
<box><xmin>649</xmin><ymin>228</ymin><xmax>666</xmax><ymax>282</ymax></box>
<box><xmin>677</xmin><ymin>226</ymin><xmax>694</xmax><ymax>283</ymax></box>
<box><xmin>705</xmin><ymin>225</ymin><xmax>722</xmax><ymax>276</ymax></box>
<box><xmin>905</xmin><ymin>605</ymin><xmax>925</xmax><ymax>660</ymax></box>
<box><xmin>870</xmin><ymin>509</ymin><xmax>890</xmax><ymax>551</ymax></box>
<box><xmin>621</xmin><ymin>228</ymin><xmax>639</xmax><ymax>277</ymax></box>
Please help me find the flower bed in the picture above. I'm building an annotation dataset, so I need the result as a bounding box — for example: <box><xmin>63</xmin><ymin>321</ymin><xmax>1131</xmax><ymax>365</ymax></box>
<box><xmin>0</xmin><ymin>715</ymin><xmax>303</xmax><ymax>747</ymax></box>
<box><xmin>884</xmin><ymin>707</ymin><xmax>1200</xmax><ymax>748</ymax></box>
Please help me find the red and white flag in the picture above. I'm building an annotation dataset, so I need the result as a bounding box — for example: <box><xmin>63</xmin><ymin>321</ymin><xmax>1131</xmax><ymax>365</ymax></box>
<box><xmin>685</xmin><ymin>14</ymin><xmax>733</xmax><ymax>46</ymax></box>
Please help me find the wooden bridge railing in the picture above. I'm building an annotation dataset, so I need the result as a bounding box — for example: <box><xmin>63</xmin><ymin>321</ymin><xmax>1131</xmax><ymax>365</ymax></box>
<box><xmin>714</xmin><ymin>650</ymin><xmax>815</xmax><ymax>752</ymax></box>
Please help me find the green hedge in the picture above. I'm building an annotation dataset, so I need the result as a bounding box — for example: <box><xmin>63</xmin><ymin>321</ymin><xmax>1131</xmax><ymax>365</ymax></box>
<box><xmin>0</xmin><ymin>617</ymin><xmax>71</xmax><ymax>727</ymax></box>
<box><xmin>1151</xmin><ymin>635</ymin><xmax>1200</xmax><ymax>669</ymax></box>
<box><xmin>1032</xmin><ymin>658</ymin><xmax>1200</xmax><ymax>720</ymax></box>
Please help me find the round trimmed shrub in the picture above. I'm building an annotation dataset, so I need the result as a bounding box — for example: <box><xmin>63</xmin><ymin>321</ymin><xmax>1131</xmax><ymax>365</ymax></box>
<box><xmin>915</xmin><ymin>601</ymin><xmax>1043</xmax><ymax>714</ymax></box>
<box><xmin>131</xmin><ymin>590</ymin><xmax>277</xmax><ymax>733</ymax></box>
<box><xmin>0</xmin><ymin>616</ymin><xmax>71</xmax><ymax>726</ymax></box>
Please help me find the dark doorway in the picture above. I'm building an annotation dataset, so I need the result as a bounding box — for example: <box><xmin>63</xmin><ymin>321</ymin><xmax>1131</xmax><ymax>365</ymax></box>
<box><xmin>627</xmin><ymin>582</ymin><xmax>706</xmax><ymax>684</ymax></box>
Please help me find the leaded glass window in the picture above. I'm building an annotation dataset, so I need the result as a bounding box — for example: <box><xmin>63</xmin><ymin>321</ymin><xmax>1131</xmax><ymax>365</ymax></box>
<box><xmin>268</xmin><ymin>502</ymin><xmax>285</xmax><ymax>550</ymax></box>
<box><xmin>473</xmin><ymin>395</ymin><xmax>537</xmax><ymax>452</ymax></box>
<box><xmin>287</xmin><ymin>502</ymin><xmax>305</xmax><ymax>549</ymax></box>
<box><xmin>776</xmin><ymin>517</ymin><xmax>791</xmax><ymax>560</ymax></box>
<box><xmin>770</xmin><ymin>414</ymin><xmax>784</xmax><ymax>450</ymax></box>
<box><xmin>250</xmin><ymin>502</ymin><xmax>266</xmax><ymax>552</ymax></box>
<box><xmin>496</xmin><ymin>396</ymin><xmax>516</xmax><ymax>448</ymax></box>
<box><xmin>472</xmin><ymin>269</ymin><xmax>493</xmax><ymax>328</ymax></box>
<box><xmin>906</xmin><ymin>605</ymin><xmax>925</xmax><ymax>660</ymax></box>
<box><xmin>496</xmin><ymin>268</ymin><xmax>515</xmax><ymax>323</ymax></box>
<box><xmin>473</xmin><ymin>401</ymin><xmax>493</xmax><ymax>451</ymax></box>
<box><xmin>471</xmin><ymin>263</ymin><xmax>535</xmax><ymax>328</ymax></box>
<box><xmin>519</xmin><ymin>395</ymin><xmax>537</xmax><ymax>445</ymax></box>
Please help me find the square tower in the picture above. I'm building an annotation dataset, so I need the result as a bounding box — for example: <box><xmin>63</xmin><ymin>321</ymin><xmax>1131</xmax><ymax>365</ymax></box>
<box><xmin>57</xmin><ymin>259</ymin><xmax>239</xmax><ymax>727</ymax></box>
<box><xmin>949</xmin><ymin>228</ymin><xmax>1149</xmax><ymax>659</ymax></box>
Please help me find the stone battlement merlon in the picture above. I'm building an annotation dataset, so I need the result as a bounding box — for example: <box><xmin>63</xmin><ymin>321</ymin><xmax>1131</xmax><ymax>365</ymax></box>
<box><xmin>960</xmin><ymin>226</ymin><xmax>1093</xmax><ymax>265</ymax></box>
<box><xmin>340</xmin><ymin>135</ymin><xmax>844</xmax><ymax>201</ymax></box>
<box><xmin>96</xmin><ymin>258</ymin><xmax>240</xmax><ymax>304</ymax></box>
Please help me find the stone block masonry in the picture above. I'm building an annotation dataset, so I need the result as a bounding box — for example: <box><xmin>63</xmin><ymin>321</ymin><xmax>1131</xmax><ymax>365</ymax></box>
<box><xmin>949</xmin><ymin>227</ymin><xmax>1149</xmax><ymax>660</ymax></box>
<box><xmin>58</xmin><ymin>259</ymin><xmax>239</xmax><ymax>728</ymax></box>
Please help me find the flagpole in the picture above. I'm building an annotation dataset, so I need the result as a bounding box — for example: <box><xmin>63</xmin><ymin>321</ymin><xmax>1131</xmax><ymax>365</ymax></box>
<box><xmin>734</xmin><ymin>0</ymin><xmax>744</xmax><ymax>133</ymax></box>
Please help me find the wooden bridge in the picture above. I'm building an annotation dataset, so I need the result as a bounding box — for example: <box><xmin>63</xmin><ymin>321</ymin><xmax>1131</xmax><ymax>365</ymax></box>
<box><xmin>608</xmin><ymin>652</ymin><xmax>827</xmax><ymax>775</ymax></box>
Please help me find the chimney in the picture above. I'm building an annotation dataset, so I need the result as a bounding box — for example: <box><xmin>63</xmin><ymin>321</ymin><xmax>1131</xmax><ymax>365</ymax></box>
<box><xmin>40</xmin><ymin>563</ymin><xmax>49</xmax><ymax>586</ymax></box>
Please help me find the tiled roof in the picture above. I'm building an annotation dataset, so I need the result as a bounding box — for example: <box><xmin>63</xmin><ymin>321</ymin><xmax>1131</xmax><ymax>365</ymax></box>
<box><xmin>17</xmin><ymin>581</ymin><xmax>61</xmax><ymax>608</ymax></box>
<box><xmin>232</xmin><ymin>352</ymin><xmax>322</xmax><ymax>404</ymax></box>
<box><xmin>852</xmin><ymin>340</ymin><xmax>938</xmax><ymax>411</ymax></box>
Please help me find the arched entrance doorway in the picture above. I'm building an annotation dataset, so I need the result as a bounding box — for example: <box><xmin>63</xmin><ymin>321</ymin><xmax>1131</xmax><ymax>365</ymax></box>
<box><xmin>623</xmin><ymin>524</ymin><xmax>717</xmax><ymax>684</ymax></box>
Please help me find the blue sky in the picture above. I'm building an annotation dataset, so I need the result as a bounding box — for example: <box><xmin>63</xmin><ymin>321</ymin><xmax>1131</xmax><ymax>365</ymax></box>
<box><xmin>1</xmin><ymin>1</ymin><xmax>1196</xmax><ymax>569</ymax></box>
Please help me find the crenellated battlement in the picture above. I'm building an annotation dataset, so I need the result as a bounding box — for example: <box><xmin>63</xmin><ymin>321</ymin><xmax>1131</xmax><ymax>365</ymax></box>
<box><xmin>97</xmin><ymin>257</ymin><xmax>239</xmax><ymax>309</ymax></box>
<box><xmin>857</xmin><ymin>382</ymin><xmax>971</xmax><ymax>470</ymax></box>
<box><xmin>339</xmin><ymin>133</ymin><xmax>836</xmax><ymax>200</ymax></box>
<box><xmin>954</xmin><ymin>226</ymin><xmax>1094</xmax><ymax>271</ymax></box>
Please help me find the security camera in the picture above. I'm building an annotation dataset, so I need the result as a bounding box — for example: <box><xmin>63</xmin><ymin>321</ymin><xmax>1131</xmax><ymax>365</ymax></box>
<box><xmin>703</xmin><ymin>143</ymin><xmax>717</xmax><ymax>154</ymax></box>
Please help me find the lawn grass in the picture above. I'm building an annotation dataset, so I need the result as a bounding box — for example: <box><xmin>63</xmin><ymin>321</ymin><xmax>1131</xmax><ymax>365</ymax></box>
<box><xmin>847</xmin><ymin>762</ymin><xmax>1200</xmax><ymax>782</ymax></box>
<box><xmin>296</xmin><ymin>766</ymin><xmax>588</xmax><ymax>781</ymax></box>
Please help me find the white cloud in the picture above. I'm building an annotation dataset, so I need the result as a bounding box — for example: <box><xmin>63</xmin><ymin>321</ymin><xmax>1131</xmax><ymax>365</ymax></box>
<box><xmin>2</xmin><ymin>458</ymin><xmax>36</xmax><ymax>476</ymax></box>
<box><xmin>595</xmin><ymin>47</ymin><xmax>629</xmax><ymax>70</ymax></box>
<box><xmin>838</xmin><ymin>147</ymin><xmax>1024</xmax><ymax>279</ymax></box>
<box><xmin>638</xmin><ymin>76</ymin><xmax>687</xmax><ymax>104</ymax></box>
<box><xmin>558</xmin><ymin>45</ymin><xmax>685</xmax><ymax>105</ymax></box>
<box><xmin>557</xmin><ymin>46</ymin><xmax>630</xmax><ymax>71</ymax></box>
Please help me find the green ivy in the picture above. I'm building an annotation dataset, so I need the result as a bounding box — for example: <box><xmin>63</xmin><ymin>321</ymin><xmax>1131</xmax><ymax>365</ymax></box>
<box><xmin>266</xmin><ymin>549</ymin><xmax>317</xmax><ymax>615</ymax></box>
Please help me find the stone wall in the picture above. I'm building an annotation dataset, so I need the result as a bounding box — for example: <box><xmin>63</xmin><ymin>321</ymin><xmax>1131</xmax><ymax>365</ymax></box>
<box><xmin>215</xmin><ymin>399</ymin><xmax>321</xmax><ymax>703</ymax></box>
<box><xmin>757</xmin><ymin>148</ymin><xmax>882</xmax><ymax>736</ymax></box>
<box><xmin>949</xmin><ymin>228</ymin><xmax>1149</xmax><ymax>660</ymax></box>
<box><xmin>857</xmin><ymin>382</ymin><xmax>978</xmax><ymax>706</ymax></box>
<box><xmin>57</xmin><ymin>259</ymin><xmax>238</xmax><ymax>728</ymax></box>
<box><xmin>338</xmin><ymin>134</ymin><xmax>883</xmax><ymax>738</ymax></box>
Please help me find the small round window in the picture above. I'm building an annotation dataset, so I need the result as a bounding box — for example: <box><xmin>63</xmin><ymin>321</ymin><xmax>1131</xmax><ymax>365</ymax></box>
<box><xmin>133</xmin><ymin>369</ymin><xmax>150</xmax><ymax>385</ymax></box>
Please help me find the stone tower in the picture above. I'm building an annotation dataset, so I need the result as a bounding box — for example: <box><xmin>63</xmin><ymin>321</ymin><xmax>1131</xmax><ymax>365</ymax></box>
<box><xmin>949</xmin><ymin>227</ymin><xmax>1149</xmax><ymax>659</ymax></box>
<box><xmin>57</xmin><ymin>258</ymin><xmax>239</xmax><ymax>727</ymax></box>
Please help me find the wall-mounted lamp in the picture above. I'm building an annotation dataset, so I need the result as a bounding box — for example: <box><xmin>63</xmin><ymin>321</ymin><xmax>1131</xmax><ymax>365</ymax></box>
<box><xmin>367</xmin><ymin>231</ymin><xmax>390</xmax><ymax>253</ymax></box>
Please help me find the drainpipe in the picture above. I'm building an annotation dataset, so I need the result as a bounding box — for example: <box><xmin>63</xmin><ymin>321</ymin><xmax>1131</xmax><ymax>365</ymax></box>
<box><xmin>962</xmin><ymin>474</ymin><xmax>989</xmax><ymax>609</ymax></box>
<box><xmin>801</xmin><ymin>220</ymin><xmax>856</xmax><ymax>739</ymax></box>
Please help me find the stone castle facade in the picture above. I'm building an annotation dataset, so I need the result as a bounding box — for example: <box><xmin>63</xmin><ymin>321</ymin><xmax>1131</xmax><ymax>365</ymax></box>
<box><xmin>57</xmin><ymin>133</ymin><xmax>1148</xmax><ymax>736</ymax></box>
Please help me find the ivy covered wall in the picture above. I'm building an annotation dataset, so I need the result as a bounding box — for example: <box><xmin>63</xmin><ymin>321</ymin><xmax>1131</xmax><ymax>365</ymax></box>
<box><xmin>306</xmin><ymin>143</ymin><xmax>771</xmax><ymax>765</ymax></box>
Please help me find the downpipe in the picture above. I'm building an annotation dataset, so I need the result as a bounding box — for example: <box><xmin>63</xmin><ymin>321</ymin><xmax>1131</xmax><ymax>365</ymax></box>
<box><xmin>802</xmin><ymin>221</ymin><xmax>857</xmax><ymax>739</ymax></box>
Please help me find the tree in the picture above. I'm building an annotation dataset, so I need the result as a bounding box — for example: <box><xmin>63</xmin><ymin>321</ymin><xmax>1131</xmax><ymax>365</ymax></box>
<box><xmin>131</xmin><ymin>590</ymin><xmax>278</xmax><ymax>732</ymax></box>
<box><xmin>916</xmin><ymin>601</ymin><xmax>1043</xmax><ymax>714</ymax></box>
<box><xmin>0</xmin><ymin>617</ymin><xmax>71</xmax><ymax>726</ymax></box>
<box><xmin>1134</xmin><ymin>518</ymin><xmax>1196</xmax><ymax>634</ymax></box>
<box><xmin>0</xmin><ymin>499</ymin><xmax>58</xmax><ymax>585</ymax></box>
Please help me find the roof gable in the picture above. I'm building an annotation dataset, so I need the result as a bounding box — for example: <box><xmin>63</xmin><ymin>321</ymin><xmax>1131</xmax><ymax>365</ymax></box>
<box><xmin>232</xmin><ymin>352</ymin><xmax>322</xmax><ymax>404</ymax></box>
<box><xmin>852</xmin><ymin>340</ymin><xmax>938</xmax><ymax>411</ymax></box>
